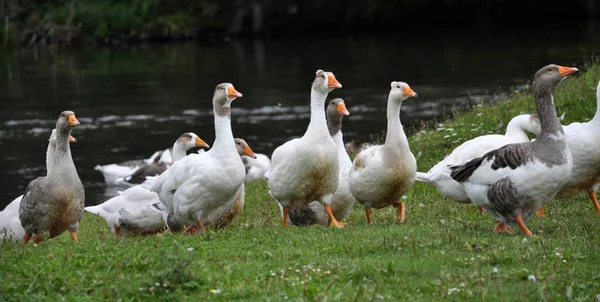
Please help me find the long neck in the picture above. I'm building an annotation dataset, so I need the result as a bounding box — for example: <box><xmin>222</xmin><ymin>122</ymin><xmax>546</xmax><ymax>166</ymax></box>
<box><xmin>212</xmin><ymin>105</ymin><xmax>236</xmax><ymax>155</ymax></box>
<box><xmin>504</xmin><ymin>118</ymin><xmax>530</xmax><ymax>141</ymax></box>
<box><xmin>384</xmin><ymin>96</ymin><xmax>409</xmax><ymax>153</ymax></box>
<box><xmin>534</xmin><ymin>86</ymin><xmax>564</xmax><ymax>138</ymax></box>
<box><xmin>50</xmin><ymin>129</ymin><xmax>76</xmax><ymax>175</ymax></box>
<box><xmin>591</xmin><ymin>87</ymin><xmax>600</xmax><ymax>125</ymax></box>
<box><xmin>304</xmin><ymin>89</ymin><xmax>330</xmax><ymax>138</ymax></box>
<box><xmin>171</xmin><ymin>143</ymin><xmax>187</xmax><ymax>162</ymax></box>
<box><xmin>46</xmin><ymin>141</ymin><xmax>56</xmax><ymax>174</ymax></box>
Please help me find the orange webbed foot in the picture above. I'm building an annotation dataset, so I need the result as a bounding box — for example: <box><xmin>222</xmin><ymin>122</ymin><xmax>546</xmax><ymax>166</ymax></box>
<box><xmin>324</xmin><ymin>204</ymin><xmax>347</xmax><ymax>228</ymax></box>
<box><xmin>493</xmin><ymin>221</ymin><xmax>514</xmax><ymax>234</ymax></box>
<box><xmin>535</xmin><ymin>207</ymin><xmax>546</xmax><ymax>218</ymax></box>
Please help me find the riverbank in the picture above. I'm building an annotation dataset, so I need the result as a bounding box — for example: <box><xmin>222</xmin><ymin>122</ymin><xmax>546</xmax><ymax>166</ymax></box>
<box><xmin>1</xmin><ymin>0</ymin><xmax>597</xmax><ymax>49</ymax></box>
<box><xmin>0</xmin><ymin>64</ymin><xmax>599</xmax><ymax>300</ymax></box>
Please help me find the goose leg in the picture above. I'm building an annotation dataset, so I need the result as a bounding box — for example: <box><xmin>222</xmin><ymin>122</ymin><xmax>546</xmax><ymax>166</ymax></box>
<box><xmin>184</xmin><ymin>225</ymin><xmax>198</xmax><ymax>234</ymax></box>
<box><xmin>197</xmin><ymin>219</ymin><xmax>206</xmax><ymax>233</ymax></box>
<box><xmin>365</xmin><ymin>208</ymin><xmax>373</xmax><ymax>225</ymax></box>
<box><xmin>113</xmin><ymin>224</ymin><xmax>122</xmax><ymax>238</ymax></box>
<box><xmin>69</xmin><ymin>231</ymin><xmax>79</xmax><ymax>242</ymax></box>
<box><xmin>393</xmin><ymin>202</ymin><xmax>406</xmax><ymax>223</ymax></box>
<box><xmin>588</xmin><ymin>190</ymin><xmax>600</xmax><ymax>214</ymax></box>
<box><xmin>283</xmin><ymin>206</ymin><xmax>289</xmax><ymax>227</ymax></box>
<box><xmin>24</xmin><ymin>233</ymin><xmax>32</xmax><ymax>244</ymax></box>
<box><xmin>478</xmin><ymin>206</ymin><xmax>484</xmax><ymax>215</ymax></box>
<box><xmin>493</xmin><ymin>221</ymin><xmax>514</xmax><ymax>234</ymax></box>
<box><xmin>324</xmin><ymin>204</ymin><xmax>347</xmax><ymax>227</ymax></box>
<box><xmin>535</xmin><ymin>207</ymin><xmax>546</xmax><ymax>217</ymax></box>
<box><xmin>514</xmin><ymin>215</ymin><xmax>533</xmax><ymax>236</ymax></box>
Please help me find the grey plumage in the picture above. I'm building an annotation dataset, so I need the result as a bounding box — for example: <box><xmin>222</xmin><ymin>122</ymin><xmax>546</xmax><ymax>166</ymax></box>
<box><xmin>19</xmin><ymin>111</ymin><xmax>85</xmax><ymax>243</ymax></box>
<box><xmin>448</xmin><ymin>64</ymin><xmax>578</xmax><ymax>235</ymax></box>
<box><xmin>124</xmin><ymin>163</ymin><xmax>168</xmax><ymax>184</ymax></box>
<box><xmin>288</xmin><ymin>207</ymin><xmax>321</xmax><ymax>226</ymax></box>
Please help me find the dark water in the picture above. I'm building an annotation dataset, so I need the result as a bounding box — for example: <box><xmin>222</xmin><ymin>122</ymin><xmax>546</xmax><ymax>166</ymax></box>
<box><xmin>1</xmin><ymin>23</ymin><xmax>600</xmax><ymax>209</ymax></box>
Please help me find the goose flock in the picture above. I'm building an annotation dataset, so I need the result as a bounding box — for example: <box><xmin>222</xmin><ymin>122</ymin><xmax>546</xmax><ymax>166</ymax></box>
<box><xmin>2</xmin><ymin>63</ymin><xmax>599</xmax><ymax>244</ymax></box>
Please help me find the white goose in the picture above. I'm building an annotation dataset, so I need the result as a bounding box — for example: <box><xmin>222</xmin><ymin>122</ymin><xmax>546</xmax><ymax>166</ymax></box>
<box><xmin>450</xmin><ymin>64</ymin><xmax>578</xmax><ymax>236</ymax></box>
<box><xmin>267</xmin><ymin>69</ymin><xmax>344</xmax><ymax>227</ymax></box>
<box><xmin>349</xmin><ymin>82</ymin><xmax>418</xmax><ymax>224</ymax></box>
<box><xmin>114</xmin><ymin>132</ymin><xmax>209</xmax><ymax>187</ymax></box>
<box><xmin>287</xmin><ymin>98</ymin><xmax>355</xmax><ymax>225</ymax></box>
<box><xmin>151</xmin><ymin>83</ymin><xmax>246</xmax><ymax>232</ymax></box>
<box><xmin>84</xmin><ymin>132</ymin><xmax>210</xmax><ymax>236</ymax></box>
<box><xmin>94</xmin><ymin>150</ymin><xmax>170</xmax><ymax>185</ymax></box>
<box><xmin>416</xmin><ymin>114</ymin><xmax>541</xmax><ymax>207</ymax></box>
<box><xmin>1</xmin><ymin>129</ymin><xmax>75</xmax><ymax>243</ymax></box>
<box><xmin>243</xmin><ymin>153</ymin><xmax>272</xmax><ymax>182</ymax></box>
<box><xmin>549</xmin><ymin>80</ymin><xmax>600</xmax><ymax>214</ymax></box>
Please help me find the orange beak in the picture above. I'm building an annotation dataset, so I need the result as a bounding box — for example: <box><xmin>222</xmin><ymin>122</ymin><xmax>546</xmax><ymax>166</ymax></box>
<box><xmin>195</xmin><ymin>137</ymin><xmax>210</xmax><ymax>149</ymax></box>
<box><xmin>243</xmin><ymin>145</ymin><xmax>257</xmax><ymax>159</ymax></box>
<box><xmin>557</xmin><ymin>66</ymin><xmax>579</xmax><ymax>77</ymax></box>
<box><xmin>227</xmin><ymin>85</ymin><xmax>243</xmax><ymax>98</ymax></box>
<box><xmin>67</xmin><ymin>114</ymin><xmax>80</xmax><ymax>126</ymax></box>
<box><xmin>337</xmin><ymin>102</ymin><xmax>350</xmax><ymax>116</ymax></box>
<box><xmin>68</xmin><ymin>135</ymin><xmax>77</xmax><ymax>143</ymax></box>
<box><xmin>327</xmin><ymin>74</ymin><xmax>342</xmax><ymax>89</ymax></box>
<box><xmin>403</xmin><ymin>86</ymin><xmax>418</xmax><ymax>97</ymax></box>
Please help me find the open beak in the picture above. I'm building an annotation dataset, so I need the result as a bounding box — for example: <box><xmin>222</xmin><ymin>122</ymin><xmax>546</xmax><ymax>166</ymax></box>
<box><xmin>337</xmin><ymin>102</ymin><xmax>350</xmax><ymax>116</ymax></box>
<box><xmin>327</xmin><ymin>74</ymin><xmax>342</xmax><ymax>89</ymax></box>
<box><xmin>195</xmin><ymin>137</ymin><xmax>210</xmax><ymax>149</ymax></box>
<box><xmin>69</xmin><ymin>135</ymin><xmax>77</xmax><ymax>143</ymax></box>
<box><xmin>243</xmin><ymin>145</ymin><xmax>257</xmax><ymax>159</ymax></box>
<box><xmin>557</xmin><ymin>66</ymin><xmax>579</xmax><ymax>77</ymax></box>
<box><xmin>403</xmin><ymin>86</ymin><xmax>418</xmax><ymax>97</ymax></box>
<box><xmin>227</xmin><ymin>85</ymin><xmax>243</xmax><ymax>98</ymax></box>
<box><xmin>67</xmin><ymin>114</ymin><xmax>80</xmax><ymax>126</ymax></box>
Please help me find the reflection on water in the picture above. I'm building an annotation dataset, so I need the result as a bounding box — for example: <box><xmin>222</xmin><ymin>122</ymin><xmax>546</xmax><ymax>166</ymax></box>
<box><xmin>1</xmin><ymin>23</ymin><xmax>599</xmax><ymax>208</ymax></box>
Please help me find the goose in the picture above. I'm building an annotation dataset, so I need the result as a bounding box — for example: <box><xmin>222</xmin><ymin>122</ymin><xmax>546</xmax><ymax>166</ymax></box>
<box><xmin>94</xmin><ymin>150</ymin><xmax>169</xmax><ymax>185</ymax></box>
<box><xmin>540</xmin><ymin>80</ymin><xmax>600</xmax><ymax>215</ymax></box>
<box><xmin>84</xmin><ymin>134</ymin><xmax>214</xmax><ymax>236</ymax></box>
<box><xmin>151</xmin><ymin>83</ymin><xmax>246</xmax><ymax>233</ymax></box>
<box><xmin>243</xmin><ymin>153</ymin><xmax>272</xmax><ymax>182</ymax></box>
<box><xmin>266</xmin><ymin>69</ymin><xmax>344</xmax><ymax>227</ymax></box>
<box><xmin>345</xmin><ymin>139</ymin><xmax>374</xmax><ymax>157</ymax></box>
<box><xmin>1</xmin><ymin>130</ymin><xmax>75</xmax><ymax>243</ymax></box>
<box><xmin>114</xmin><ymin>132</ymin><xmax>210</xmax><ymax>186</ymax></box>
<box><xmin>449</xmin><ymin>64</ymin><xmax>578</xmax><ymax>236</ymax></box>
<box><xmin>287</xmin><ymin>98</ymin><xmax>355</xmax><ymax>226</ymax></box>
<box><xmin>416</xmin><ymin>114</ymin><xmax>541</xmax><ymax>208</ymax></box>
<box><xmin>349</xmin><ymin>82</ymin><xmax>418</xmax><ymax>224</ymax></box>
<box><xmin>19</xmin><ymin>111</ymin><xmax>85</xmax><ymax>244</ymax></box>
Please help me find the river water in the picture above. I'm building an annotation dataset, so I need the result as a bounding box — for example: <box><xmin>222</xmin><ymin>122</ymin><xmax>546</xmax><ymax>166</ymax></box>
<box><xmin>1</xmin><ymin>23</ymin><xmax>599</xmax><ymax>208</ymax></box>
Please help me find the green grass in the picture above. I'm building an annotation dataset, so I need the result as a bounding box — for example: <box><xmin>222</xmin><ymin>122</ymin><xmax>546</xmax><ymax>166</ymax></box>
<box><xmin>2</xmin><ymin>65</ymin><xmax>600</xmax><ymax>301</ymax></box>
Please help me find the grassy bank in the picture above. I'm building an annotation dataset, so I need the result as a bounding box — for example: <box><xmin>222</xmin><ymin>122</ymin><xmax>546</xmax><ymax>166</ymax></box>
<box><xmin>1</xmin><ymin>65</ymin><xmax>600</xmax><ymax>300</ymax></box>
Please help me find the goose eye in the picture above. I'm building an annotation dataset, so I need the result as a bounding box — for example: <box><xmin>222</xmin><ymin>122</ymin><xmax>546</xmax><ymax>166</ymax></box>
<box><xmin>547</xmin><ymin>68</ymin><xmax>552</xmax><ymax>72</ymax></box>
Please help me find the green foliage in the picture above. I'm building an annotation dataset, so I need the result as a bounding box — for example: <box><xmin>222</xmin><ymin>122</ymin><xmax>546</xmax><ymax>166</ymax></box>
<box><xmin>1</xmin><ymin>65</ymin><xmax>600</xmax><ymax>300</ymax></box>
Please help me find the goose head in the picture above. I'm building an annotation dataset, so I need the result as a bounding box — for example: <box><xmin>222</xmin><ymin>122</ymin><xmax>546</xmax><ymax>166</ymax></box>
<box><xmin>327</xmin><ymin>98</ymin><xmax>350</xmax><ymax>117</ymax></box>
<box><xmin>176</xmin><ymin>132</ymin><xmax>210</xmax><ymax>150</ymax></box>
<box><xmin>312</xmin><ymin>69</ymin><xmax>342</xmax><ymax>93</ymax></box>
<box><xmin>327</xmin><ymin>98</ymin><xmax>350</xmax><ymax>136</ymax></box>
<box><xmin>57</xmin><ymin>110</ymin><xmax>79</xmax><ymax>130</ymax></box>
<box><xmin>234</xmin><ymin>138</ymin><xmax>257</xmax><ymax>159</ymax></box>
<box><xmin>389</xmin><ymin>81</ymin><xmax>418</xmax><ymax>102</ymax></box>
<box><xmin>213</xmin><ymin>83</ymin><xmax>243</xmax><ymax>112</ymax></box>
<box><xmin>533</xmin><ymin>64</ymin><xmax>578</xmax><ymax>92</ymax></box>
